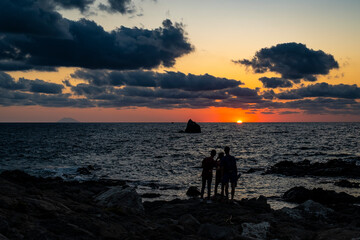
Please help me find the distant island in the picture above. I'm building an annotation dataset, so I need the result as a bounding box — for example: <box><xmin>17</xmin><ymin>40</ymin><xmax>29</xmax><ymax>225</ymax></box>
<box><xmin>57</xmin><ymin>117</ymin><xmax>80</xmax><ymax>123</ymax></box>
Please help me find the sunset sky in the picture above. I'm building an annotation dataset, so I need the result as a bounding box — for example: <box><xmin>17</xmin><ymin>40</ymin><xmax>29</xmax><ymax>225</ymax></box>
<box><xmin>1</xmin><ymin>0</ymin><xmax>360</xmax><ymax>122</ymax></box>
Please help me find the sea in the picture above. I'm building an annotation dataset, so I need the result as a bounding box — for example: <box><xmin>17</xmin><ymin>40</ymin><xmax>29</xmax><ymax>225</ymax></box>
<box><xmin>1</xmin><ymin>122</ymin><xmax>359</xmax><ymax>209</ymax></box>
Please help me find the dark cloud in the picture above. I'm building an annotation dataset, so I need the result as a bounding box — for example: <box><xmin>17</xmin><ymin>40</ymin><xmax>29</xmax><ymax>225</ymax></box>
<box><xmin>281</xmin><ymin>98</ymin><xmax>360</xmax><ymax>115</ymax></box>
<box><xmin>0</xmin><ymin>72</ymin><xmax>64</xmax><ymax>94</ymax></box>
<box><xmin>259</xmin><ymin>77</ymin><xmax>293</xmax><ymax>88</ymax></box>
<box><xmin>0</xmin><ymin>0</ymin><xmax>193</xmax><ymax>71</ymax></box>
<box><xmin>99</xmin><ymin>0</ymin><xmax>134</xmax><ymax>14</ymax></box>
<box><xmin>279</xmin><ymin>111</ymin><xmax>300</xmax><ymax>115</ymax></box>
<box><xmin>276</xmin><ymin>82</ymin><xmax>360</xmax><ymax>100</ymax></box>
<box><xmin>52</xmin><ymin>0</ymin><xmax>95</xmax><ymax>12</ymax></box>
<box><xmin>72</xmin><ymin>70</ymin><xmax>242</xmax><ymax>91</ymax></box>
<box><xmin>0</xmin><ymin>0</ymin><xmax>69</xmax><ymax>37</ymax></box>
<box><xmin>233</xmin><ymin>42</ymin><xmax>339</xmax><ymax>82</ymax></box>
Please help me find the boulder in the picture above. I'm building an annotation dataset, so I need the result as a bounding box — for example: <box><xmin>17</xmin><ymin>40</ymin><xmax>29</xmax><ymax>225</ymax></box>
<box><xmin>186</xmin><ymin>186</ymin><xmax>201</xmax><ymax>197</ymax></box>
<box><xmin>239</xmin><ymin>195</ymin><xmax>271</xmax><ymax>212</ymax></box>
<box><xmin>297</xmin><ymin>200</ymin><xmax>334</xmax><ymax>219</ymax></box>
<box><xmin>198</xmin><ymin>223</ymin><xmax>238</xmax><ymax>240</ymax></box>
<box><xmin>178</xmin><ymin>214</ymin><xmax>200</xmax><ymax>232</ymax></box>
<box><xmin>241</xmin><ymin>222</ymin><xmax>270</xmax><ymax>240</ymax></box>
<box><xmin>94</xmin><ymin>186</ymin><xmax>144</xmax><ymax>214</ymax></box>
<box><xmin>184</xmin><ymin>119</ymin><xmax>201</xmax><ymax>133</ymax></box>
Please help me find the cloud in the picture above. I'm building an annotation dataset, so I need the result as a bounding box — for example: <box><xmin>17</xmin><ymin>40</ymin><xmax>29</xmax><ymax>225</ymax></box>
<box><xmin>0</xmin><ymin>0</ymin><xmax>193</xmax><ymax>71</ymax></box>
<box><xmin>71</xmin><ymin>70</ymin><xmax>242</xmax><ymax>91</ymax></box>
<box><xmin>52</xmin><ymin>0</ymin><xmax>95</xmax><ymax>12</ymax></box>
<box><xmin>281</xmin><ymin>98</ymin><xmax>360</xmax><ymax>115</ymax></box>
<box><xmin>259</xmin><ymin>77</ymin><xmax>293</xmax><ymax>88</ymax></box>
<box><xmin>99</xmin><ymin>0</ymin><xmax>134</xmax><ymax>14</ymax></box>
<box><xmin>276</xmin><ymin>82</ymin><xmax>360</xmax><ymax>100</ymax></box>
<box><xmin>0</xmin><ymin>69</ymin><xmax>260</xmax><ymax>109</ymax></box>
<box><xmin>233</xmin><ymin>42</ymin><xmax>339</xmax><ymax>82</ymax></box>
<box><xmin>0</xmin><ymin>71</ymin><xmax>64</xmax><ymax>94</ymax></box>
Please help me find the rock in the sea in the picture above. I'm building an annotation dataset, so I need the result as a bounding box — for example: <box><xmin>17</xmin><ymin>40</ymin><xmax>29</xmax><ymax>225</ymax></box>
<box><xmin>76</xmin><ymin>165</ymin><xmax>99</xmax><ymax>175</ymax></box>
<box><xmin>94</xmin><ymin>186</ymin><xmax>144</xmax><ymax>214</ymax></box>
<box><xmin>186</xmin><ymin>186</ymin><xmax>201</xmax><ymax>197</ymax></box>
<box><xmin>283</xmin><ymin>186</ymin><xmax>360</xmax><ymax>205</ymax></box>
<box><xmin>334</xmin><ymin>179</ymin><xmax>360</xmax><ymax>188</ymax></box>
<box><xmin>184</xmin><ymin>119</ymin><xmax>201</xmax><ymax>133</ymax></box>
<box><xmin>265</xmin><ymin>159</ymin><xmax>360</xmax><ymax>178</ymax></box>
<box><xmin>198</xmin><ymin>223</ymin><xmax>238</xmax><ymax>240</ymax></box>
<box><xmin>241</xmin><ymin>222</ymin><xmax>270</xmax><ymax>240</ymax></box>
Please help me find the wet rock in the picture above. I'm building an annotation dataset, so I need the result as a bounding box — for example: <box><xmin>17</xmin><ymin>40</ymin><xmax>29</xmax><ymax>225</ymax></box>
<box><xmin>334</xmin><ymin>179</ymin><xmax>360</xmax><ymax>188</ymax></box>
<box><xmin>184</xmin><ymin>119</ymin><xmax>201</xmax><ymax>133</ymax></box>
<box><xmin>76</xmin><ymin>165</ymin><xmax>98</xmax><ymax>175</ymax></box>
<box><xmin>198</xmin><ymin>223</ymin><xmax>239</xmax><ymax>240</ymax></box>
<box><xmin>283</xmin><ymin>186</ymin><xmax>360</xmax><ymax>205</ymax></box>
<box><xmin>241</xmin><ymin>222</ymin><xmax>270</xmax><ymax>240</ymax></box>
<box><xmin>186</xmin><ymin>186</ymin><xmax>201</xmax><ymax>197</ymax></box>
<box><xmin>265</xmin><ymin>159</ymin><xmax>360</xmax><ymax>177</ymax></box>
<box><xmin>94</xmin><ymin>186</ymin><xmax>144</xmax><ymax>214</ymax></box>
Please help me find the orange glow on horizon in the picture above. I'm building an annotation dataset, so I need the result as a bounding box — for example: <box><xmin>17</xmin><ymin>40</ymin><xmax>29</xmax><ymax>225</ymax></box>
<box><xmin>236</xmin><ymin>120</ymin><xmax>243</xmax><ymax>124</ymax></box>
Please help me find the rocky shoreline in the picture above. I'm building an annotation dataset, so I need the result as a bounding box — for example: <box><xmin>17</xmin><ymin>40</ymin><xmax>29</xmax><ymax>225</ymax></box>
<box><xmin>1</xmin><ymin>170</ymin><xmax>360</xmax><ymax>239</ymax></box>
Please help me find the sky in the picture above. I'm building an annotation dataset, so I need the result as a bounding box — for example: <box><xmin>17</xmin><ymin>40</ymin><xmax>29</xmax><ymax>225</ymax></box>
<box><xmin>0</xmin><ymin>0</ymin><xmax>360</xmax><ymax>122</ymax></box>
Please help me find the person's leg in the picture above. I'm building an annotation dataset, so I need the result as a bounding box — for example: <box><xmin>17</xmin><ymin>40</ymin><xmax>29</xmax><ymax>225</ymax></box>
<box><xmin>225</xmin><ymin>183</ymin><xmax>229</xmax><ymax>199</ymax></box>
<box><xmin>200</xmin><ymin>176</ymin><xmax>206</xmax><ymax>199</ymax></box>
<box><xmin>214</xmin><ymin>173</ymin><xmax>220</xmax><ymax>195</ymax></box>
<box><xmin>207</xmin><ymin>177</ymin><xmax>212</xmax><ymax>199</ymax></box>
<box><xmin>230</xmin><ymin>182</ymin><xmax>235</xmax><ymax>200</ymax></box>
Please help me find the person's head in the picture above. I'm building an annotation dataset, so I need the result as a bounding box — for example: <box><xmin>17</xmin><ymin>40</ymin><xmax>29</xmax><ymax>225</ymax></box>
<box><xmin>210</xmin><ymin>150</ymin><xmax>216</xmax><ymax>157</ymax></box>
<box><xmin>218</xmin><ymin>152</ymin><xmax>224</xmax><ymax>159</ymax></box>
<box><xmin>224</xmin><ymin>146</ymin><xmax>230</xmax><ymax>155</ymax></box>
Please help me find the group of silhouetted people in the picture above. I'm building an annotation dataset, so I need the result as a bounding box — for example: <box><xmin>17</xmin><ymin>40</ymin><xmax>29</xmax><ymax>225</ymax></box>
<box><xmin>200</xmin><ymin>146</ymin><xmax>239</xmax><ymax>201</ymax></box>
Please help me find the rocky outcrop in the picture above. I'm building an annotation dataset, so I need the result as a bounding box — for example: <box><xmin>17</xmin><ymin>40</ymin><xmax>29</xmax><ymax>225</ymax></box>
<box><xmin>94</xmin><ymin>186</ymin><xmax>144</xmax><ymax>214</ymax></box>
<box><xmin>265</xmin><ymin>159</ymin><xmax>360</xmax><ymax>177</ymax></box>
<box><xmin>334</xmin><ymin>179</ymin><xmax>360</xmax><ymax>188</ymax></box>
<box><xmin>184</xmin><ymin>119</ymin><xmax>201</xmax><ymax>133</ymax></box>
<box><xmin>283</xmin><ymin>186</ymin><xmax>360</xmax><ymax>204</ymax></box>
<box><xmin>1</xmin><ymin>170</ymin><xmax>360</xmax><ymax>239</ymax></box>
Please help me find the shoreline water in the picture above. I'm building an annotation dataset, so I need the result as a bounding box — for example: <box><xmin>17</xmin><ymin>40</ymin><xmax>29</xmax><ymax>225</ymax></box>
<box><xmin>1</xmin><ymin>122</ymin><xmax>359</xmax><ymax>210</ymax></box>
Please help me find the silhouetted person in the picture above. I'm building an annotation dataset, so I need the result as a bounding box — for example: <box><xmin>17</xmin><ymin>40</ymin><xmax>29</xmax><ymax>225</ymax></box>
<box><xmin>214</xmin><ymin>152</ymin><xmax>224</xmax><ymax>196</ymax></box>
<box><xmin>201</xmin><ymin>149</ymin><xmax>216</xmax><ymax>200</ymax></box>
<box><xmin>220</xmin><ymin>146</ymin><xmax>237</xmax><ymax>200</ymax></box>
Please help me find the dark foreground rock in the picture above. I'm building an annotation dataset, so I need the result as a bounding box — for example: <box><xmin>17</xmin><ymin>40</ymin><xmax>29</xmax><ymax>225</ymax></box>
<box><xmin>1</xmin><ymin>170</ymin><xmax>360</xmax><ymax>239</ymax></box>
<box><xmin>184</xmin><ymin>119</ymin><xmax>201</xmax><ymax>133</ymax></box>
<box><xmin>265</xmin><ymin>159</ymin><xmax>360</xmax><ymax>178</ymax></box>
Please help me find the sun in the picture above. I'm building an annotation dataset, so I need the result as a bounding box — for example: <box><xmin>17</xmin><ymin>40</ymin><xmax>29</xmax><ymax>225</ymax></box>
<box><xmin>236</xmin><ymin>120</ymin><xmax>243</xmax><ymax>124</ymax></box>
